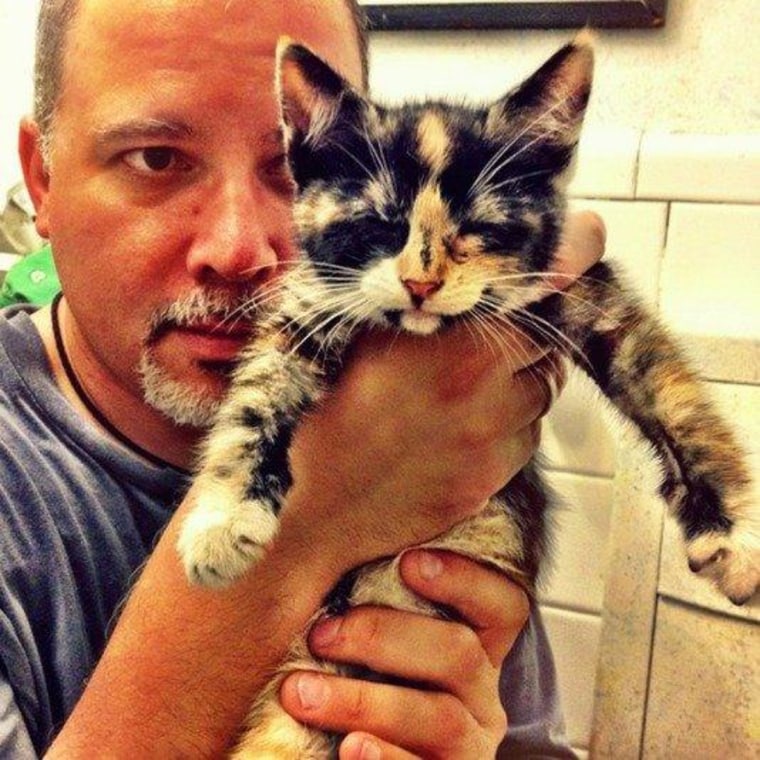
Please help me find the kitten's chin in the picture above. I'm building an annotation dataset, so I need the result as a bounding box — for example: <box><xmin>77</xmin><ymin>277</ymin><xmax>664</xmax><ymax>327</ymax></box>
<box><xmin>400</xmin><ymin>311</ymin><xmax>442</xmax><ymax>335</ymax></box>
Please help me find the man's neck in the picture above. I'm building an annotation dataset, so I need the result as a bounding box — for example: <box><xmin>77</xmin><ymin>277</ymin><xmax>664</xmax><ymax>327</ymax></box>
<box><xmin>31</xmin><ymin>303</ymin><xmax>203</xmax><ymax>470</ymax></box>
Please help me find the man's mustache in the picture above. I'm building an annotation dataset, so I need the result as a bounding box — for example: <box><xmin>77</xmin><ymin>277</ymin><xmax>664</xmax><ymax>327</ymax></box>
<box><xmin>145</xmin><ymin>289</ymin><xmax>262</xmax><ymax>344</ymax></box>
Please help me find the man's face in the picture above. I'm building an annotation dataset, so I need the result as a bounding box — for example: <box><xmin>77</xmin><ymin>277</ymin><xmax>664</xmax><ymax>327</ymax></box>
<box><xmin>34</xmin><ymin>0</ymin><xmax>362</xmax><ymax>426</ymax></box>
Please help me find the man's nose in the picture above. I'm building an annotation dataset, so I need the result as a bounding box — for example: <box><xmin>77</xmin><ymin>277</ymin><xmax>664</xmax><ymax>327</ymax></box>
<box><xmin>185</xmin><ymin>181</ymin><xmax>282</xmax><ymax>284</ymax></box>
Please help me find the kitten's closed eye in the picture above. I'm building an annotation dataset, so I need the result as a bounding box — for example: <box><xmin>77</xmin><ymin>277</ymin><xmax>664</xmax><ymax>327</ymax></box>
<box><xmin>361</xmin><ymin>214</ymin><xmax>410</xmax><ymax>253</ymax></box>
<box><xmin>460</xmin><ymin>219</ymin><xmax>534</xmax><ymax>253</ymax></box>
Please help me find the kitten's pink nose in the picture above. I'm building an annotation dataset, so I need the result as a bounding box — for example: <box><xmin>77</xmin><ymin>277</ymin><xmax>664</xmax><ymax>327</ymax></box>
<box><xmin>402</xmin><ymin>278</ymin><xmax>443</xmax><ymax>306</ymax></box>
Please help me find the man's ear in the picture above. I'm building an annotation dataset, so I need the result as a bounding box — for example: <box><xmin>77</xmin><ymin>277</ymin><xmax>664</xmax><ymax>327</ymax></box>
<box><xmin>18</xmin><ymin>118</ymin><xmax>51</xmax><ymax>239</ymax></box>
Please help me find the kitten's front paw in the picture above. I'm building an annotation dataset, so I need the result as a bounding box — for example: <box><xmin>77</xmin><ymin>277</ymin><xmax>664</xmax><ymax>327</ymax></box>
<box><xmin>178</xmin><ymin>499</ymin><xmax>280</xmax><ymax>588</ymax></box>
<box><xmin>686</xmin><ymin>522</ymin><xmax>760</xmax><ymax>605</ymax></box>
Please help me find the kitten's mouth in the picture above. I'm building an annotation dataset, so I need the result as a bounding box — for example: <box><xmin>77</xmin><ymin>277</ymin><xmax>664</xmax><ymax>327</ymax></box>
<box><xmin>398</xmin><ymin>310</ymin><xmax>443</xmax><ymax>336</ymax></box>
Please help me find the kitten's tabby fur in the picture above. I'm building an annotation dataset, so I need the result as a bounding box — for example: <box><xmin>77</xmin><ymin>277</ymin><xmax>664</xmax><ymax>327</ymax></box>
<box><xmin>178</xmin><ymin>35</ymin><xmax>759</xmax><ymax>757</ymax></box>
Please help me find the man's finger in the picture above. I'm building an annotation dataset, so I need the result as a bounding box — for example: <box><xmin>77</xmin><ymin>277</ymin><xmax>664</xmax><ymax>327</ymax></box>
<box><xmin>545</xmin><ymin>210</ymin><xmax>606</xmax><ymax>290</ymax></box>
<box><xmin>279</xmin><ymin>671</ymin><xmax>479</xmax><ymax>756</ymax></box>
<box><xmin>340</xmin><ymin>732</ymin><xmax>421</xmax><ymax>760</ymax></box>
<box><xmin>306</xmin><ymin>606</ymin><xmax>498</xmax><ymax>725</ymax></box>
<box><xmin>399</xmin><ymin>550</ymin><xmax>530</xmax><ymax>667</ymax></box>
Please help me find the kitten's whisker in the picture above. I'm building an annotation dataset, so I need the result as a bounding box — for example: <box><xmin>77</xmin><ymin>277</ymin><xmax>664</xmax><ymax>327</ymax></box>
<box><xmin>511</xmin><ymin>309</ymin><xmax>591</xmax><ymax>373</ymax></box>
<box><xmin>327</xmin><ymin>138</ymin><xmax>376</xmax><ymax>184</ymax></box>
<box><xmin>482</xmin><ymin>168</ymin><xmax>553</xmax><ymax>193</ymax></box>
<box><xmin>478</xmin><ymin>123</ymin><xmax>559</xmax><ymax>193</ymax></box>
<box><xmin>290</xmin><ymin>292</ymin><xmax>362</xmax><ymax>332</ymax></box>
<box><xmin>469</xmin><ymin>95</ymin><xmax>571</xmax><ymax>197</ymax></box>
<box><xmin>468</xmin><ymin>305</ymin><xmax>530</xmax><ymax>375</ymax></box>
<box><xmin>324</xmin><ymin>306</ymin><xmax>374</xmax><ymax>352</ymax></box>
<box><xmin>508</xmin><ymin>314</ymin><xmax>564</xmax><ymax>360</ymax></box>
<box><xmin>287</xmin><ymin>290</ymin><xmax>370</xmax><ymax>353</ymax></box>
<box><xmin>483</xmin><ymin>317</ymin><xmax>523</xmax><ymax>375</ymax></box>
<box><xmin>481</xmin><ymin>272</ymin><xmax>610</xmax><ymax>319</ymax></box>
<box><xmin>549</xmin><ymin>289</ymin><xmax>612</xmax><ymax>320</ymax></box>
<box><xmin>359</xmin><ymin>122</ymin><xmax>397</xmax><ymax>202</ymax></box>
<box><xmin>463</xmin><ymin>310</ymin><xmax>503</xmax><ymax>366</ymax></box>
<box><xmin>477</xmin><ymin>297</ymin><xmax>556</xmax><ymax>360</ymax></box>
<box><xmin>481</xmin><ymin>306</ymin><xmax>549</xmax><ymax>371</ymax></box>
<box><xmin>288</xmin><ymin>309</ymin><xmax>353</xmax><ymax>357</ymax></box>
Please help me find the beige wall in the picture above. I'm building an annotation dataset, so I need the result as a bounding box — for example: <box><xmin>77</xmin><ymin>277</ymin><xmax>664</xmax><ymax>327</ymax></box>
<box><xmin>1</xmin><ymin>0</ymin><xmax>759</xmax><ymax>189</ymax></box>
<box><xmin>368</xmin><ymin>0</ymin><xmax>759</xmax><ymax>133</ymax></box>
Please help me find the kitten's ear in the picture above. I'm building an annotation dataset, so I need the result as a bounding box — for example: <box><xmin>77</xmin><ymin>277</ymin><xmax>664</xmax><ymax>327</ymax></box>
<box><xmin>487</xmin><ymin>31</ymin><xmax>594</xmax><ymax>146</ymax></box>
<box><xmin>276</xmin><ymin>37</ymin><xmax>364</xmax><ymax>150</ymax></box>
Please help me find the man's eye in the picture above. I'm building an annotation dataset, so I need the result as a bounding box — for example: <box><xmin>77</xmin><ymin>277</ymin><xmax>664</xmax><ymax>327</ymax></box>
<box><xmin>262</xmin><ymin>153</ymin><xmax>294</xmax><ymax>194</ymax></box>
<box><xmin>122</xmin><ymin>147</ymin><xmax>188</xmax><ymax>173</ymax></box>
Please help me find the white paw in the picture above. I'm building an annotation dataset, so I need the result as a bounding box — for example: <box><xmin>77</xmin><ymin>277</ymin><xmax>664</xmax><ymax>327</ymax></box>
<box><xmin>686</xmin><ymin>522</ymin><xmax>760</xmax><ymax>605</ymax></box>
<box><xmin>177</xmin><ymin>499</ymin><xmax>280</xmax><ymax>588</ymax></box>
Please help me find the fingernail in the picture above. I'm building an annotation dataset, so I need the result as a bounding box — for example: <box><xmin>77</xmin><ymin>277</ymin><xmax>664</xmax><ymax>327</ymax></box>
<box><xmin>417</xmin><ymin>551</ymin><xmax>443</xmax><ymax>580</ymax></box>
<box><xmin>344</xmin><ymin>735</ymin><xmax>382</xmax><ymax>760</ymax></box>
<box><xmin>358</xmin><ymin>738</ymin><xmax>382</xmax><ymax>760</ymax></box>
<box><xmin>310</xmin><ymin>616</ymin><xmax>342</xmax><ymax>649</ymax></box>
<box><xmin>296</xmin><ymin>673</ymin><xmax>329</xmax><ymax>710</ymax></box>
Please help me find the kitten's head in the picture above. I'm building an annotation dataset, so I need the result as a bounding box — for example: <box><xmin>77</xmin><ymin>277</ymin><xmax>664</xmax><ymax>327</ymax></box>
<box><xmin>276</xmin><ymin>35</ymin><xmax>593</xmax><ymax>335</ymax></box>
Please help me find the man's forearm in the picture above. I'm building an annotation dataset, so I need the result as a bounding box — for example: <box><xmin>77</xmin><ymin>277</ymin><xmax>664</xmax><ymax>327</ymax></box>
<box><xmin>46</xmin><ymin>494</ymin><xmax>340</xmax><ymax>758</ymax></box>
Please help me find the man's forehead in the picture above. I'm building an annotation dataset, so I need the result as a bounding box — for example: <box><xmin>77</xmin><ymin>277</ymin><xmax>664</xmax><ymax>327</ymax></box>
<box><xmin>72</xmin><ymin>0</ymin><xmax>363</xmax><ymax>88</ymax></box>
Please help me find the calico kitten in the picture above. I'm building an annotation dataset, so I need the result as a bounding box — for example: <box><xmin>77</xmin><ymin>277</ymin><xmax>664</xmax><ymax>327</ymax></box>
<box><xmin>177</xmin><ymin>34</ymin><xmax>758</xmax><ymax>757</ymax></box>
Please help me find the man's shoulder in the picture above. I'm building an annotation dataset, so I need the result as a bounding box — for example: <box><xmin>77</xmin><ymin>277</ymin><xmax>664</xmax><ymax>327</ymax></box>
<box><xmin>0</xmin><ymin>304</ymin><xmax>57</xmax><ymax>452</ymax></box>
<box><xmin>0</xmin><ymin>301</ymin><xmax>44</xmax><ymax>385</ymax></box>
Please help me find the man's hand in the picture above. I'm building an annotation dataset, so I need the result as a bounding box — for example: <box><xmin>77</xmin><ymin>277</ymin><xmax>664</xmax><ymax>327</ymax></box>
<box><xmin>284</xmin><ymin>210</ymin><xmax>606</xmax><ymax>577</ymax></box>
<box><xmin>285</xmin><ymin>324</ymin><xmax>555</xmax><ymax>575</ymax></box>
<box><xmin>280</xmin><ymin>550</ymin><xmax>529</xmax><ymax>759</ymax></box>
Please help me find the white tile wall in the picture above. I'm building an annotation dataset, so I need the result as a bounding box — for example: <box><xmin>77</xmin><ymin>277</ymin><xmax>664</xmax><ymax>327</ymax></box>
<box><xmin>540</xmin><ymin>472</ymin><xmax>613</xmax><ymax>614</ymax></box>
<box><xmin>568</xmin><ymin>128</ymin><xmax>640</xmax><ymax>200</ymax></box>
<box><xmin>680</xmin><ymin>334</ymin><xmax>760</xmax><ymax>385</ymax></box>
<box><xmin>542</xmin><ymin>371</ymin><xmax>617</xmax><ymax>477</ymax></box>
<box><xmin>540</xmin><ymin>130</ymin><xmax>760</xmax><ymax>755</ymax></box>
<box><xmin>569</xmin><ymin>198</ymin><xmax>667</xmax><ymax>306</ymax></box>
<box><xmin>541</xmin><ymin>607</ymin><xmax>602</xmax><ymax>750</ymax></box>
<box><xmin>637</xmin><ymin>133</ymin><xmax>760</xmax><ymax>203</ymax></box>
<box><xmin>660</xmin><ymin>203</ymin><xmax>760</xmax><ymax>339</ymax></box>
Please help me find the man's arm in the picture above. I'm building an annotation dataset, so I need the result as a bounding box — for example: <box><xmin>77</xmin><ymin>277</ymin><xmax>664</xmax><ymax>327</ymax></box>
<box><xmin>46</xmin><ymin>321</ymin><xmax>547</xmax><ymax>758</ymax></box>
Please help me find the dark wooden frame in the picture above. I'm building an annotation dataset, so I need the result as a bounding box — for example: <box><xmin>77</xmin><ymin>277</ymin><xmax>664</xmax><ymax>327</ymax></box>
<box><xmin>359</xmin><ymin>1</ymin><xmax>667</xmax><ymax>30</ymax></box>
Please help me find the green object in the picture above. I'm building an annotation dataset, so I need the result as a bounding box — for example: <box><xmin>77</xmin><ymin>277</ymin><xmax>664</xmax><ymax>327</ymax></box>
<box><xmin>0</xmin><ymin>244</ymin><xmax>60</xmax><ymax>307</ymax></box>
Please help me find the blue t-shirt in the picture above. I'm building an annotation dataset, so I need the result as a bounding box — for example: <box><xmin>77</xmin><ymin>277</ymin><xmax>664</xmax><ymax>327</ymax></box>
<box><xmin>0</xmin><ymin>306</ymin><xmax>189</xmax><ymax>755</ymax></box>
<box><xmin>0</xmin><ymin>305</ymin><xmax>573</xmax><ymax>758</ymax></box>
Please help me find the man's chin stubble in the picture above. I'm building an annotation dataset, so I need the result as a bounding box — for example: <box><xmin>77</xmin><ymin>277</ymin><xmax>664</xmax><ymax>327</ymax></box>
<box><xmin>138</xmin><ymin>351</ymin><xmax>229</xmax><ymax>429</ymax></box>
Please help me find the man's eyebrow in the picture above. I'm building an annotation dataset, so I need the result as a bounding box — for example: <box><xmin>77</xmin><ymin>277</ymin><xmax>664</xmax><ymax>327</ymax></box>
<box><xmin>92</xmin><ymin>118</ymin><xmax>196</xmax><ymax>148</ymax></box>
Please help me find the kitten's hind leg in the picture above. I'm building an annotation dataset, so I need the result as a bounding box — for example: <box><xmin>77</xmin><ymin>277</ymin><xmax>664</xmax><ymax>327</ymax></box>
<box><xmin>232</xmin><ymin>632</ymin><xmax>341</xmax><ymax>759</ymax></box>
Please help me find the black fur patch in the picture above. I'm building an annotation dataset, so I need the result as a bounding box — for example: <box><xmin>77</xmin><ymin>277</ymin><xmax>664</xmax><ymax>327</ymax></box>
<box><xmin>244</xmin><ymin>412</ymin><xmax>296</xmax><ymax>514</ymax></box>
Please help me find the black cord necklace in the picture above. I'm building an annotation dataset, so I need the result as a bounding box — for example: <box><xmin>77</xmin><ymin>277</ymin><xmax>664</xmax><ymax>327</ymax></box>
<box><xmin>50</xmin><ymin>292</ymin><xmax>173</xmax><ymax>468</ymax></box>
